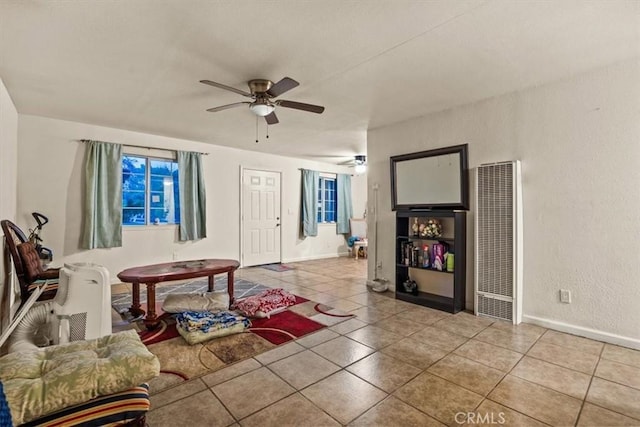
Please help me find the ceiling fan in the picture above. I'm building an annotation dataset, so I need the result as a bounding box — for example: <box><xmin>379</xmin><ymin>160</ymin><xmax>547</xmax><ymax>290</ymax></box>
<box><xmin>200</xmin><ymin>77</ymin><xmax>325</xmax><ymax>125</ymax></box>
<box><xmin>341</xmin><ymin>155</ymin><xmax>367</xmax><ymax>173</ymax></box>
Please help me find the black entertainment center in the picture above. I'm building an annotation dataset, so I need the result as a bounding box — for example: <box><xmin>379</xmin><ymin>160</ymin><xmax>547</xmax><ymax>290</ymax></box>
<box><xmin>390</xmin><ymin>144</ymin><xmax>469</xmax><ymax>313</ymax></box>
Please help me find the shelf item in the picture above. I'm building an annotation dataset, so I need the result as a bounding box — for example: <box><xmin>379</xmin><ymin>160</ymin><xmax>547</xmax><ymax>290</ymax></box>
<box><xmin>395</xmin><ymin>210</ymin><xmax>466</xmax><ymax>313</ymax></box>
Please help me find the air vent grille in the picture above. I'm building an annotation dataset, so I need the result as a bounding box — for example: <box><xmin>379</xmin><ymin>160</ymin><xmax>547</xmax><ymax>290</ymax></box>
<box><xmin>477</xmin><ymin>294</ymin><xmax>513</xmax><ymax>321</ymax></box>
<box><xmin>69</xmin><ymin>312</ymin><xmax>87</xmax><ymax>341</ymax></box>
<box><xmin>477</xmin><ymin>163</ymin><xmax>514</xmax><ymax>297</ymax></box>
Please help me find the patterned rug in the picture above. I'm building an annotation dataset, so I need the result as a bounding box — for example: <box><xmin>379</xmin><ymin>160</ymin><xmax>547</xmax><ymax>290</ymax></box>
<box><xmin>260</xmin><ymin>263</ymin><xmax>295</xmax><ymax>272</ymax></box>
<box><xmin>112</xmin><ymin>278</ymin><xmax>355</xmax><ymax>393</ymax></box>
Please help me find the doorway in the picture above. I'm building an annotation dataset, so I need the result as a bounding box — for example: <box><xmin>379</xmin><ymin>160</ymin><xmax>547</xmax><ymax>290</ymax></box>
<box><xmin>241</xmin><ymin>168</ymin><xmax>282</xmax><ymax>267</ymax></box>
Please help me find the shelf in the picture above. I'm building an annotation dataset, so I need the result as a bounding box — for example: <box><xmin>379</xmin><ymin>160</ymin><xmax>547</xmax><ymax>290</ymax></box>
<box><xmin>396</xmin><ymin>264</ymin><xmax>454</xmax><ymax>274</ymax></box>
<box><xmin>395</xmin><ymin>290</ymin><xmax>460</xmax><ymax>313</ymax></box>
<box><xmin>397</xmin><ymin>235</ymin><xmax>454</xmax><ymax>242</ymax></box>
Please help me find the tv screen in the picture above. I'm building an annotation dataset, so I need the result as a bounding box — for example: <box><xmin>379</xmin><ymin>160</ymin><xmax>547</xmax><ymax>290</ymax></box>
<box><xmin>390</xmin><ymin>144</ymin><xmax>469</xmax><ymax>210</ymax></box>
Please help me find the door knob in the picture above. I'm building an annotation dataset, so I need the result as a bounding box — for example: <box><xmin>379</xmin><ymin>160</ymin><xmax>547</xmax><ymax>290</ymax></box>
<box><xmin>276</xmin><ymin>223</ymin><xmax>280</xmax><ymax>227</ymax></box>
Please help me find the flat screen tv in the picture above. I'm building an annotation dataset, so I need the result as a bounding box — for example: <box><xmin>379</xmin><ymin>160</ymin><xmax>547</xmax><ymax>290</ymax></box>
<box><xmin>390</xmin><ymin>144</ymin><xmax>469</xmax><ymax>211</ymax></box>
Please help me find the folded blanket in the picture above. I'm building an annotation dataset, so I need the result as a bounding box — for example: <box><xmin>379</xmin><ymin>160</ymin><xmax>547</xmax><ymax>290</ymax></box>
<box><xmin>175</xmin><ymin>310</ymin><xmax>251</xmax><ymax>333</ymax></box>
<box><xmin>233</xmin><ymin>288</ymin><xmax>296</xmax><ymax>318</ymax></box>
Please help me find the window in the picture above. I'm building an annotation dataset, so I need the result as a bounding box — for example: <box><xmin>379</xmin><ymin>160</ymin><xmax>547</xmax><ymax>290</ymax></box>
<box><xmin>317</xmin><ymin>176</ymin><xmax>337</xmax><ymax>223</ymax></box>
<box><xmin>122</xmin><ymin>155</ymin><xmax>180</xmax><ymax>226</ymax></box>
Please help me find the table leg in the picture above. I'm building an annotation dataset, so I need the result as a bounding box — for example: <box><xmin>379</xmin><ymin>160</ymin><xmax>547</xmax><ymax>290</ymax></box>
<box><xmin>143</xmin><ymin>282</ymin><xmax>159</xmax><ymax>330</ymax></box>
<box><xmin>208</xmin><ymin>275</ymin><xmax>215</xmax><ymax>292</ymax></box>
<box><xmin>228</xmin><ymin>270</ymin><xmax>235</xmax><ymax>304</ymax></box>
<box><xmin>130</xmin><ymin>282</ymin><xmax>145</xmax><ymax>317</ymax></box>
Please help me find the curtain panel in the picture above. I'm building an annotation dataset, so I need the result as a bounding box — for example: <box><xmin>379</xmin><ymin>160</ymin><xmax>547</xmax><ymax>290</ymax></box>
<box><xmin>336</xmin><ymin>173</ymin><xmax>353</xmax><ymax>234</ymax></box>
<box><xmin>301</xmin><ymin>169</ymin><xmax>319</xmax><ymax>237</ymax></box>
<box><xmin>80</xmin><ymin>141</ymin><xmax>123</xmax><ymax>249</ymax></box>
<box><xmin>177</xmin><ymin>151</ymin><xmax>207</xmax><ymax>241</ymax></box>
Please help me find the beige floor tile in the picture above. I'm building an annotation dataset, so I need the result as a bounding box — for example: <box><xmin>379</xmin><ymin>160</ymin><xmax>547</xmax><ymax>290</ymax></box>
<box><xmin>488</xmin><ymin>320</ymin><xmax>547</xmax><ymax>339</ymax></box>
<box><xmin>432</xmin><ymin>312</ymin><xmax>494</xmax><ymax>338</ymax></box>
<box><xmin>309</xmin><ymin>292</ymin><xmax>341</xmax><ymax>304</ymax></box>
<box><xmin>346</xmin><ymin>325</ymin><xmax>403</xmax><ymax>350</ymax></box>
<box><xmin>110</xmin><ymin>283</ymin><xmax>131</xmax><ymax>295</ymax></box>
<box><xmin>346</xmin><ymin>352</ymin><xmax>422</xmax><ymax>393</ymax></box>
<box><xmin>268</xmin><ymin>350</ymin><xmax>340</xmax><ymax>389</ymax></box>
<box><xmin>254</xmin><ymin>341</ymin><xmax>305</xmax><ymax>365</ymax></box>
<box><xmin>327</xmin><ymin>298</ymin><xmax>363</xmax><ymax>312</ymax></box>
<box><xmin>147</xmin><ymin>389</ymin><xmax>234</xmax><ymax>427</ymax></box>
<box><xmin>381</xmin><ymin>337</ymin><xmax>447</xmax><ymax>370</ymax></box>
<box><xmin>346</xmin><ymin>292</ymin><xmax>385</xmax><ymax>306</ymax></box>
<box><xmin>329</xmin><ymin>317</ymin><xmax>367</xmax><ymax>335</ymax></box>
<box><xmin>526</xmin><ymin>340</ymin><xmax>599</xmax><ymax>374</ymax></box>
<box><xmin>367</xmin><ymin>298</ymin><xmax>409</xmax><ymax>314</ymax></box>
<box><xmin>464</xmin><ymin>400</ymin><xmax>548</xmax><ymax>427</ymax></box>
<box><xmin>348</xmin><ymin>306</ymin><xmax>393</xmax><ymax>323</ymax></box>
<box><xmin>395</xmin><ymin>307</ymin><xmax>450</xmax><ymax>325</ymax></box>
<box><xmin>586</xmin><ymin>377</ymin><xmax>640</xmax><ymax>420</ymax></box>
<box><xmin>595</xmin><ymin>358</ymin><xmax>640</xmax><ymax>390</ymax></box>
<box><xmin>510</xmin><ymin>356</ymin><xmax>592</xmax><ymax>399</ymax></box>
<box><xmin>212</xmin><ymin>367</ymin><xmax>295</xmax><ymax>419</ymax></box>
<box><xmin>240</xmin><ymin>393</ymin><xmax>340</xmax><ymax>427</ymax></box>
<box><xmin>427</xmin><ymin>354</ymin><xmax>505</xmax><ymax>395</ymax></box>
<box><xmin>150</xmin><ymin>378</ymin><xmax>207</xmax><ymax>408</ymax></box>
<box><xmin>311</xmin><ymin>336</ymin><xmax>375</xmax><ymax>367</ymax></box>
<box><xmin>474</xmin><ymin>327</ymin><xmax>538</xmax><ymax>353</ymax></box>
<box><xmin>201</xmin><ymin>358</ymin><xmax>262</xmax><ymax>388</ymax></box>
<box><xmin>410</xmin><ymin>325</ymin><xmax>469</xmax><ymax>351</ymax></box>
<box><xmin>577</xmin><ymin>402</ymin><xmax>640</xmax><ymax>426</ymax></box>
<box><xmin>349</xmin><ymin>396</ymin><xmax>445</xmax><ymax>426</ymax></box>
<box><xmin>394</xmin><ymin>372</ymin><xmax>484</xmax><ymax>425</ymax></box>
<box><xmin>454</xmin><ymin>339</ymin><xmax>523</xmax><ymax>372</ymax></box>
<box><xmin>373</xmin><ymin>315</ymin><xmax>424</xmax><ymax>336</ymax></box>
<box><xmin>488</xmin><ymin>375</ymin><xmax>582</xmax><ymax>426</ymax></box>
<box><xmin>538</xmin><ymin>330</ymin><xmax>604</xmax><ymax>356</ymax></box>
<box><xmin>601</xmin><ymin>344</ymin><xmax>640</xmax><ymax>369</ymax></box>
<box><xmin>301</xmin><ymin>370</ymin><xmax>387</xmax><ymax>424</ymax></box>
<box><xmin>295</xmin><ymin>329</ymin><xmax>340</xmax><ymax>348</ymax></box>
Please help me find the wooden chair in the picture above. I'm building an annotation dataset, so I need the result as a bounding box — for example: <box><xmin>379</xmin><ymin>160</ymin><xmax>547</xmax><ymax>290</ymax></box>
<box><xmin>0</xmin><ymin>219</ymin><xmax>58</xmax><ymax>305</ymax></box>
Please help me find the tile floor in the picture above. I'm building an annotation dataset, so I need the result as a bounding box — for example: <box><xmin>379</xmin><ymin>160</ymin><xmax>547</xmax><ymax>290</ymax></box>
<box><xmin>118</xmin><ymin>257</ymin><xmax>640</xmax><ymax>426</ymax></box>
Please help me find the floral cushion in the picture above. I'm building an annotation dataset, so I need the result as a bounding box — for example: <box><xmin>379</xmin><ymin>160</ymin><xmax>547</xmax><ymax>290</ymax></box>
<box><xmin>0</xmin><ymin>330</ymin><xmax>160</xmax><ymax>426</ymax></box>
<box><xmin>232</xmin><ymin>288</ymin><xmax>296</xmax><ymax>318</ymax></box>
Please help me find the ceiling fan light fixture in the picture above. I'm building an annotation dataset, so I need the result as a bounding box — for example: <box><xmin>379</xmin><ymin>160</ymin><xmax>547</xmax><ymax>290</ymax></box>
<box><xmin>354</xmin><ymin>155</ymin><xmax>367</xmax><ymax>174</ymax></box>
<box><xmin>355</xmin><ymin>163</ymin><xmax>367</xmax><ymax>174</ymax></box>
<box><xmin>249</xmin><ymin>101</ymin><xmax>275</xmax><ymax>117</ymax></box>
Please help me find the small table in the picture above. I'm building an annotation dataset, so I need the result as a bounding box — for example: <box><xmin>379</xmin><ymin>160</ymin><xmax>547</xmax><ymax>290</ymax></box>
<box><xmin>117</xmin><ymin>259</ymin><xmax>240</xmax><ymax>330</ymax></box>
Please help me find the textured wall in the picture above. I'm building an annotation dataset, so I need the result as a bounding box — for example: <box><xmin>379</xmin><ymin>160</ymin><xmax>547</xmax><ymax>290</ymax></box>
<box><xmin>367</xmin><ymin>59</ymin><xmax>640</xmax><ymax>344</ymax></box>
<box><xmin>0</xmin><ymin>77</ymin><xmax>19</xmax><ymax>321</ymax></box>
<box><xmin>16</xmin><ymin>115</ymin><xmax>356</xmax><ymax>280</ymax></box>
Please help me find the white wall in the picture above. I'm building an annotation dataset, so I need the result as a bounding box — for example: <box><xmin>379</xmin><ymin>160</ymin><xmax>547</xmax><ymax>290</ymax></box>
<box><xmin>16</xmin><ymin>115</ymin><xmax>357</xmax><ymax>280</ymax></box>
<box><xmin>0</xmin><ymin>76</ymin><xmax>19</xmax><ymax>321</ymax></box>
<box><xmin>368</xmin><ymin>59</ymin><xmax>640</xmax><ymax>347</ymax></box>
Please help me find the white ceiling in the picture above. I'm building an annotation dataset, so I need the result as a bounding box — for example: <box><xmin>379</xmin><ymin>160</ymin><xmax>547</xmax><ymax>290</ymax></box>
<box><xmin>1</xmin><ymin>1</ymin><xmax>638</xmax><ymax>164</ymax></box>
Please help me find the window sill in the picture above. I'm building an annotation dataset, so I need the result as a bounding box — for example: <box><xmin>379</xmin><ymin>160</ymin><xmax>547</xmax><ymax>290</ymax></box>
<box><xmin>123</xmin><ymin>224</ymin><xmax>179</xmax><ymax>231</ymax></box>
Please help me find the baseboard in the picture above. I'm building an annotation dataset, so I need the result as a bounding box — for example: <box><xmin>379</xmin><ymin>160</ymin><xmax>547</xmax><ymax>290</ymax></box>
<box><xmin>283</xmin><ymin>251</ymin><xmax>350</xmax><ymax>264</ymax></box>
<box><xmin>522</xmin><ymin>314</ymin><xmax>640</xmax><ymax>350</ymax></box>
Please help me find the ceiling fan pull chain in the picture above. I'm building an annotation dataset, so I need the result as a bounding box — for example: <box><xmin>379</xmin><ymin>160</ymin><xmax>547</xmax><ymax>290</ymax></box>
<box><xmin>255</xmin><ymin>116</ymin><xmax>259</xmax><ymax>143</ymax></box>
<box><xmin>266</xmin><ymin>124</ymin><xmax>269</xmax><ymax>140</ymax></box>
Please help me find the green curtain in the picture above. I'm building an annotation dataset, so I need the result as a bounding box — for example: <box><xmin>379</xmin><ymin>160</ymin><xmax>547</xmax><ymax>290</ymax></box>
<box><xmin>80</xmin><ymin>141</ymin><xmax>122</xmax><ymax>249</ymax></box>
<box><xmin>177</xmin><ymin>151</ymin><xmax>207</xmax><ymax>241</ymax></box>
<box><xmin>301</xmin><ymin>169</ymin><xmax>319</xmax><ymax>237</ymax></box>
<box><xmin>336</xmin><ymin>173</ymin><xmax>353</xmax><ymax>234</ymax></box>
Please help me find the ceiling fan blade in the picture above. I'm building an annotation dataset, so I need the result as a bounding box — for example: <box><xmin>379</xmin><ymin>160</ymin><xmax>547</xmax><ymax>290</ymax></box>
<box><xmin>200</xmin><ymin>80</ymin><xmax>252</xmax><ymax>97</ymax></box>
<box><xmin>267</xmin><ymin>77</ymin><xmax>299</xmax><ymax>97</ymax></box>
<box><xmin>206</xmin><ymin>102</ymin><xmax>250</xmax><ymax>112</ymax></box>
<box><xmin>277</xmin><ymin>100</ymin><xmax>325</xmax><ymax>114</ymax></box>
<box><xmin>264</xmin><ymin>111</ymin><xmax>279</xmax><ymax>125</ymax></box>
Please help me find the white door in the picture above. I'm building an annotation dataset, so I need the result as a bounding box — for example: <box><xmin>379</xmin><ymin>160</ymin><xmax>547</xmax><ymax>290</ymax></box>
<box><xmin>241</xmin><ymin>169</ymin><xmax>282</xmax><ymax>267</ymax></box>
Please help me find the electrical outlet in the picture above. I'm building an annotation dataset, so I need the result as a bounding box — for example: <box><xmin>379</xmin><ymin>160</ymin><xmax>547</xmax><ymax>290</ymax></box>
<box><xmin>559</xmin><ymin>289</ymin><xmax>572</xmax><ymax>304</ymax></box>
<box><xmin>377</xmin><ymin>261</ymin><xmax>382</xmax><ymax>269</ymax></box>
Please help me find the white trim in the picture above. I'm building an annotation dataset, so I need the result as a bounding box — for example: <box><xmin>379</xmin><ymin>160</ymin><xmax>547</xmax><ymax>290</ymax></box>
<box><xmin>283</xmin><ymin>252</ymin><xmax>350</xmax><ymax>264</ymax></box>
<box><xmin>522</xmin><ymin>314</ymin><xmax>640</xmax><ymax>350</ymax></box>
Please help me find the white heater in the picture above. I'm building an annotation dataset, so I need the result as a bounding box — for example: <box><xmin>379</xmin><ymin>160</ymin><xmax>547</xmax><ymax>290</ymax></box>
<box><xmin>475</xmin><ymin>161</ymin><xmax>523</xmax><ymax>323</ymax></box>
<box><xmin>6</xmin><ymin>262</ymin><xmax>113</xmax><ymax>353</ymax></box>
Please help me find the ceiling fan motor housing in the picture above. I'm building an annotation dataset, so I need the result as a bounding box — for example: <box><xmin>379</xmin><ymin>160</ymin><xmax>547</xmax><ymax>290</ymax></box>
<box><xmin>248</xmin><ymin>79</ymin><xmax>273</xmax><ymax>95</ymax></box>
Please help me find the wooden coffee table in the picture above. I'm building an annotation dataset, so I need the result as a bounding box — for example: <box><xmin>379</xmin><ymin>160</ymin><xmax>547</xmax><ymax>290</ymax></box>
<box><xmin>117</xmin><ymin>259</ymin><xmax>240</xmax><ymax>330</ymax></box>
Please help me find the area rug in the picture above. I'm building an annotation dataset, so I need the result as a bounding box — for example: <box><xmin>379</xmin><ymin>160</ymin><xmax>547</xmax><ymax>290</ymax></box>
<box><xmin>260</xmin><ymin>263</ymin><xmax>295</xmax><ymax>272</ymax></box>
<box><xmin>126</xmin><ymin>285</ymin><xmax>355</xmax><ymax>393</ymax></box>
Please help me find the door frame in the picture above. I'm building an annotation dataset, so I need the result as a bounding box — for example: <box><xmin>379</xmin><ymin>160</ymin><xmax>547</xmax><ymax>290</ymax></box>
<box><xmin>239</xmin><ymin>166</ymin><xmax>283</xmax><ymax>268</ymax></box>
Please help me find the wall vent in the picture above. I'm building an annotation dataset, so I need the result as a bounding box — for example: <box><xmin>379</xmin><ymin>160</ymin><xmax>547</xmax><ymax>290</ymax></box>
<box><xmin>475</xmin><ymin>161</ymin><xmax>523</xmax><ymax>323</ymax></box>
